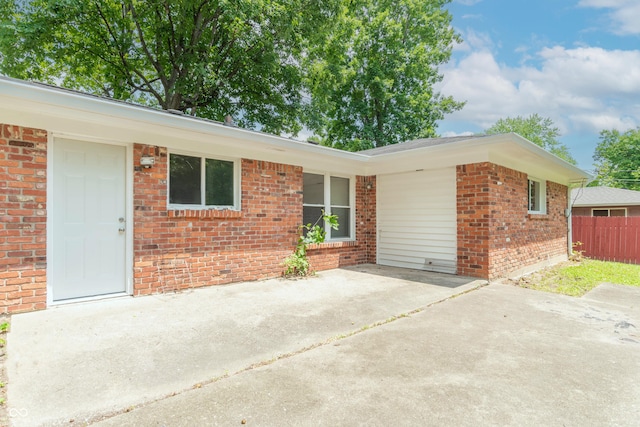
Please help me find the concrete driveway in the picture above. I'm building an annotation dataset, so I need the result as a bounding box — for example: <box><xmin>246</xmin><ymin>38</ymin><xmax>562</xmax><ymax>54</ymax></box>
<box><xmin>7</xmin><ymin>265</ymin><xmax>640</xmax><ymax>426</ymax></box>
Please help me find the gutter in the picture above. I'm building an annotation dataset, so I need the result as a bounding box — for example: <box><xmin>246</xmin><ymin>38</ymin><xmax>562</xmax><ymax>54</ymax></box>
<box><xmin>0</xmin><ymin>77</ymin><xmax>594</xmax><ymax>183</ymax></box>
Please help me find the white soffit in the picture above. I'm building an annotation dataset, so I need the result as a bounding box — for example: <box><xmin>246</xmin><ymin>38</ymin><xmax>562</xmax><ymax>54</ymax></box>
<box><xmin>0</xmin><ymin>78</ymin><xmax>591</xmax><ymax>183</ymax></box>
<box><xmin>0</xmin><ymin>78</ymin><xmax>369</xmax><ymax>175</ymax></box>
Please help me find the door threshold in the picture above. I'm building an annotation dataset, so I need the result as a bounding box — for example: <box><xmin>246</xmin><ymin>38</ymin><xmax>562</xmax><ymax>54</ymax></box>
<box><xmin>51</xmin><ymin>292</ymin><xmax>131</xmax><ymax>307</ymax></box>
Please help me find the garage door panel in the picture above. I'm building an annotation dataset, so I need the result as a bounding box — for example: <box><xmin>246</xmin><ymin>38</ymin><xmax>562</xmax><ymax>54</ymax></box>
<box><xmin>379</xmin><ymin>252</ymin><xmax>456</xmax><ymax>265</ymax></box>
<box><xmin>379</xmin><ymin>256</ymin><xmax>456</xmax><ymax>274</ymax></box>
<box><xmin>378</xmin><ymin>194</ymin><xmax>453</xmax><ymax>205</ymax></box>
<box><xmin>379</xmin><ymin>212</ymin><xmax>456</xmax><ymax>222</ymax></box>
<box><xmin>379</xmin><ymin>250</ymin><xmax>456</xmax><ymax>262</ymax></box>
<box><xmin>380</xmin><ymin>224</ymin><xmax>457</xmax><ymax>233</ymax></box>
<box><xmin>380</xmin><ymin>239</ymin><xmax>457</xmax><ymax>249</ymax></box>
<box><xmin>384</xmin><ymin>234</ymin><xmax>456</xmax><ymax>248</ymax></box>
<box><xmin>378</xmin><ymin>168</ymin><xmax>456</xmax><ymax>274</ymax></box>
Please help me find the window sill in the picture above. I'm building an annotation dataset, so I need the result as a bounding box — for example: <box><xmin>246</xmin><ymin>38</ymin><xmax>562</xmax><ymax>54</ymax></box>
<box><xmin>307</xmin><ymin>240</ymin><xmax>357</xmax><ymax>250</ymax></box>
<box><xmin>168</xmin><ymin>209</ymin><xmax>242</xmax><ymax>219</ymax></box>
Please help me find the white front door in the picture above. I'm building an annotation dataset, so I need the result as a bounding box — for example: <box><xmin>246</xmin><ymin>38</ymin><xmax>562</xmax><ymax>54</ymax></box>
<box><xmin>52</xmin><ymin>139</ymin><xmax>127</xmax><ymax>301</ymax></box>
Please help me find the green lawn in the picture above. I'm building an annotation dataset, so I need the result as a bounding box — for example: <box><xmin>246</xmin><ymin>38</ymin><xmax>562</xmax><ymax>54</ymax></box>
<box><xmin>516</xmin><ymin>259</ymin><xmax>640</xmax><ymax>296</ymax></box>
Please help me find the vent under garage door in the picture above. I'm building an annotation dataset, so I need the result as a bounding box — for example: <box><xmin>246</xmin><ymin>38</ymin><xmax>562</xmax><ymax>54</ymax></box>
<box><xmin>377</xmin><ymin>167</ymin><xmax>457</xmax><ymax>274</ymax></box>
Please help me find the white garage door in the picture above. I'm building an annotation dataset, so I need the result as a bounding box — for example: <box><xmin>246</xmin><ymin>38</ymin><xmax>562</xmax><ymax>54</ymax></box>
<box><xmin>377</xmin><ymin>168</ymin><xmax>457</xmax><ymax>274</ymax></box>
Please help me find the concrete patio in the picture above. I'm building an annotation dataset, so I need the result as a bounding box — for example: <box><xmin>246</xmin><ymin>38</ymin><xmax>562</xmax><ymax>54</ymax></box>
<box><xmin>6</xmin><ymin>265</ymin><xmax>640</xmax><ymax>426</ymax></box>
<box><xmin>7</xmin><ymin>265</ymin><xmax>484</xmax><ymax>426</ymax></box>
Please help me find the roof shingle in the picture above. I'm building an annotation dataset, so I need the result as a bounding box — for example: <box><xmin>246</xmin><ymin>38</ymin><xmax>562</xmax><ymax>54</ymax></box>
<box><xmin>358</xmin><ymin>135</ymin><xmax>490</xmax><ymax>156</ymax></box>
<box><xmin>571</xmin><ymin>186</ymin><xmax>640</xmax><ymax>207</ymax></box>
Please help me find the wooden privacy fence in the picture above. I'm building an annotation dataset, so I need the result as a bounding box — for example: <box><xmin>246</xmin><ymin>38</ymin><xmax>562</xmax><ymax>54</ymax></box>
<box><xmin>572</xmin><ymin>216</ymin><xmax>640</xmax><ymax>264</ymax></box>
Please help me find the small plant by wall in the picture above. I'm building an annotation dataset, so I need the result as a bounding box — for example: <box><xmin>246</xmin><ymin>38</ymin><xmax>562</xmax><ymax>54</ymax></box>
<box><xmin>570</xmin><ymin>241</ymin><xmax>586</xmax><ymax>262</ymax></box>
<box><xmin>283</xmin><ymin>211</ymin><xmax>339</xmax><ymax>277</ymax></box>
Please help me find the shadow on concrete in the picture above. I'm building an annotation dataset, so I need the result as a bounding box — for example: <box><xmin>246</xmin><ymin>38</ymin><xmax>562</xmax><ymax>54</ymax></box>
<box><xmin>342</xmin><ymin>263</ymin><xmax>483</xmax><ymax>288</ymax></box>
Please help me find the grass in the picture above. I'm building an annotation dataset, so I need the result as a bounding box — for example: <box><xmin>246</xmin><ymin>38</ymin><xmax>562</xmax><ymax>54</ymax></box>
<box><xmin>514</xmin><ymin>259</ymin><xmax>640</xmax><ymax>296</ymax></box>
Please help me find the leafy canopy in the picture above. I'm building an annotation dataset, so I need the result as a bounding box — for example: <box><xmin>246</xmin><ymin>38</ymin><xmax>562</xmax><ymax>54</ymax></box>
<box><xmin>590</xmin><ymin>128</ymin><xmax>640</xmax><ymax>190</ymax></box>
<box><xmin>485</xmin><ymin>114</ymin><xmax>577</xmax><ymax>164</ymax></box>
<box><xmin>0</xmin><ymin>0</ymin><xmax>336</xmax><ymax>134</ymax></box>
<box><xmin>0</xmin><ymin>0</ymin><xmax>462</xmax><ymax>146</ymax></box>
<box><xmin>301</xmin><ymin>0</ymin><xmax>463</xmax><ymax>150</ymax></box>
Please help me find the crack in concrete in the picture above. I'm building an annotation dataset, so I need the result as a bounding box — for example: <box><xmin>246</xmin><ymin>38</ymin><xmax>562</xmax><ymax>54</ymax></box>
<box><xmin>79</xmin><ymin>282</ymin><xmax>488</xmax><ymax>426</ymax></box>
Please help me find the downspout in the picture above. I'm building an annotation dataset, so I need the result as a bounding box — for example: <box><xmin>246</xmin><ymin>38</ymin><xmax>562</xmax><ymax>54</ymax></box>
<box><xmin>566</xmin><ymin>186</ymin><xmax>572</xmax><ymax>256</ymax></box>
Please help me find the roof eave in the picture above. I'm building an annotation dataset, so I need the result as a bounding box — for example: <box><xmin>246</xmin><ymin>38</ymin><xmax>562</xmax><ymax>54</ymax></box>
<box><xmin>0</xmin><ymin>77</ymin><xmax>370</xmax><ymax>170</ymax></box>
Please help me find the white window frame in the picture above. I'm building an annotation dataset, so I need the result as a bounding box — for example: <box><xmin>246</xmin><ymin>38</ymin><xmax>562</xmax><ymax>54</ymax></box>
<box><xmin>591</xmin><ymin>208</ymin><xmax>627</xmax><ymax>217</ymax></box>
<box><xmin>167</xmin><ymin>150</ymin><xmax>241</xmax><ymax>210</ymax></box>
<box><xmin>528</xmin><ymin>177</ymin><xmax>547</xmax><ymax>214</ymax></box>
<box><xmin>303</xmin><ymin>171</ymin><xmax>355</xmax><ymax>241</ymax></box>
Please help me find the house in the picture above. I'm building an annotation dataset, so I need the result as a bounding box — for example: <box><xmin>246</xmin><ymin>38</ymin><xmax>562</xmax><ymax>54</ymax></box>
<box><xmin>0</xmin><ymin>77</ymin><xmax>590</xmax><ymax>313</ymax></box>
<box><xmin>571</xmin><ymin>186</ymin><xmax>640</xmax><ymax>217</ymax></box>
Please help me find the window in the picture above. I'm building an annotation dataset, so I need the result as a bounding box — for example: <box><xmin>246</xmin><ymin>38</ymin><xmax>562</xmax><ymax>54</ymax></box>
<box><xmin>592</xmin><ymin>208</ymin><xmax>626</xmax><ymax>217</ymax></box>
<box><xmin>169</xmin><ymin>153</ymin><xmax>238</xmax><ymax>209</ymax></box>
<box><xmin>303</xmin><ymin>173</ymin><xmax>352</xmax><ymax>240</ymax></box>
<box><xmin>528</xmin><ymin>178</ymin><xmax>546</xmax><ymax>214</ymax></box>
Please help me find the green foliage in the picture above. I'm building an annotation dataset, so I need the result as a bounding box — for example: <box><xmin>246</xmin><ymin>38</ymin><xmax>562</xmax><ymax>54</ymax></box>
<box><xmin>590</xmin><ymin>128</ymin><xmax>640</xmax><ymax>190</ymax></box>
<box><xmin>283</xmin><ymin>211</ymin><xmax>339</xmax><ymax>277</ymax></box>
<box><xmin>282</xmin><ymin>252</ymin><xmax>310</xmax><ymax>278</ymax></box>
<box><xmin>1</xmin><ymin>0</ymin><xmax>464</xmax><ymax>144</ymax></box>
<box><xmin>305</xmin><ymin>0</ymin><xmax>464</xmax><ymax>151</ymax></box>
<box><xmin>0</xmin><ymin>321</ymin><xmax>9</xmax><ymax>348</ymax></box>
<box><xmin>485</xmin><ymin>114</ymin><xmax>577</xmax><ymax>164</ymax></box>
<box><xmin>516</xmin><ymin>259</ymin><xmax>640</xmax><ymax>297</ymax></box>
<box><xmin>0</xmin><ymin>0</ymin><xmax>335</xmax><ymax>134</ymax></box>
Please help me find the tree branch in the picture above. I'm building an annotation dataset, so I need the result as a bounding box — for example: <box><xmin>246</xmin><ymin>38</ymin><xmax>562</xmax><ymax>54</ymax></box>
<box><xmin>93</xmin><ymin>1</ymin><xmax>165</xmax><ymax>105</ymax></box>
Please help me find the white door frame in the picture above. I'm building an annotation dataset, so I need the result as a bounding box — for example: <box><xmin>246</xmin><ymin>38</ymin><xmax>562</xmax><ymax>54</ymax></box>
<box><xmin>47</xmin><ymin>133</ymin><xmax>134</xmax><ymax>306</ymax></box>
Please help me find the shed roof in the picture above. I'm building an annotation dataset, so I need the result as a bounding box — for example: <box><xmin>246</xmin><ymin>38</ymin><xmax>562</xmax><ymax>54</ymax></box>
<box><xmin>571</xmin><ymin>186</ymin><xmax>640</xmax><ymax>207</ymax></box>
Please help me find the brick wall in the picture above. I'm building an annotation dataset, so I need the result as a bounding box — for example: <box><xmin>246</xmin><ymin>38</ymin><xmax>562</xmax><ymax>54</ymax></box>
<box><xmin>133</xmin><ymin>144</ymin><xmax>375</xmax><ymax>295</ymax></box>
<box><xmin>457</xmin><ymin>162</ymin><xmax>568</xmax><ymax>280</ymax></box>
<box><xmin>0</xmin><ymin>125</ymin><xmax>47</xmax><ymax>313</ymax></box>
<box><xmin>2</xmin><ymin>127</ymin><xmax>574</xmax><ymax>310</ymax></box>
<box><xmin>0</xmin><ymin>133</ymin><xmax>375</xmax><ymax>313</ymax></box>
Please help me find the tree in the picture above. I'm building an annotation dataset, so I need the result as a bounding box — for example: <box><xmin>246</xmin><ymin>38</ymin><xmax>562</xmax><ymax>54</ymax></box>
<box><xmin>304</xmin><ymin>0</ymin><xmax>463</xmax><ymax>151</ymax></box>
<box><xmin>484</xmin><ymin>114</ymin><xmax>577</xmax><ymax>164</ymax></box>
<box><xmin>0</xmin><ymin>0</ymin><xmax>335</xmax><ymax>134</ymax></box>
<box><xmin>591</xmin><ymin>128</ymin><xmax>640</xmax><ymax>190</ymax></box>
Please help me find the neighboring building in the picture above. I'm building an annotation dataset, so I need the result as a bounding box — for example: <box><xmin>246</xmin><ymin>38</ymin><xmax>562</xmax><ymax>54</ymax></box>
<box><xmin>0</xmin><ymin>77</ymin><xmax>590</xmax><ymax>313</ymax></box>
<box><xmin>571</xmin><ymin>186</ymin><xmax>640</xmax><ymax>217</ymax></box>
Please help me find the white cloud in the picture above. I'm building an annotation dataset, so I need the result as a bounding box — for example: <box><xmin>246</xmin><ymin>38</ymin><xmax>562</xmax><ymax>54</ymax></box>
<box><xmin>578</xmin><ymin>0</ymin><xmax>640</xmax><ymax>35</ymax></box>
<box><xmin>440</xmin><ymin>130</ymin><xmax>476</xmax><ymax>137</ymax></box>
<box><xmin>452</xmin><ymin>28</ymin><xmax>496</xmax><ymax>53</ymax></box>
<box><xmin>439</xmin><ymin>45</ymin><xmax>640</xmax><ymax>135</ymax></box>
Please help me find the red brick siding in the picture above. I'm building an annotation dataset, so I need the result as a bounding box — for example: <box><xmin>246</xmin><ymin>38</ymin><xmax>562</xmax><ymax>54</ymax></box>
<box><xmin>457</xmin><ymin>163</ymin><xmax>568</xmax><ymax>280</ymax></box>
<box><xmin>133</xmin><ymin>145</ymin><xmax>375</xmax><ymax>295</ymax></box>
<box><xmin>457</xmin><ymin>163</ymin><xmax>491</xmax><ymax>277</ymax></box>
<box><xmin>0</xmin><ymin>125</ymin><xmax>47</xmax><ymax>313</ymax></box>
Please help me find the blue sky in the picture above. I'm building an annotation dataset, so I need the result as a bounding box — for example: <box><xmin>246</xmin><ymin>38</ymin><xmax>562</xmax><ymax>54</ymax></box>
<box><xmin>437</xmin><ymin>0</ymin><xmax>640</xmax><ymax>172</ymax></box>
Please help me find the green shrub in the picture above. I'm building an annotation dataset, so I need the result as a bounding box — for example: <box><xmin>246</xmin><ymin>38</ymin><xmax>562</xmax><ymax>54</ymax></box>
<box><xmin>283</xmin><ymin>211</ymin><xmax>339</xmax><ymax>277</ymax></box>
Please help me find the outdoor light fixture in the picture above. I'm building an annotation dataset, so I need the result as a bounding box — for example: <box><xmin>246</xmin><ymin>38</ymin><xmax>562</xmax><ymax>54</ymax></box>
<box><xmin>140</xmin><ymin>155</ymin><xmax>155</xmax><ymax>168</ymax></box>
